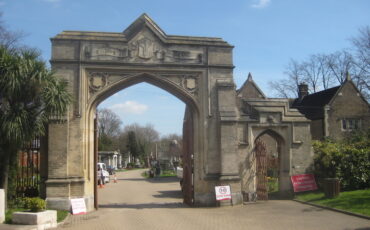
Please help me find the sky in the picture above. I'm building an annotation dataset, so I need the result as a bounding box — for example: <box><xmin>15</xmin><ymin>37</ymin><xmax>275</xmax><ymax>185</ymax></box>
<box><xmin>1</xmin><ymin>0</ymin><xmax>369</xmax><ymax>136</ymax></box>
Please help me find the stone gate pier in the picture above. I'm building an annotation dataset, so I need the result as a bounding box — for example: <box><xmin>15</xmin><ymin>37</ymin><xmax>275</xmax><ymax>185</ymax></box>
<box><xmin>45</xmin><ymin>14</ymin><xmax>313</xmax><ymax>211</ymax></box>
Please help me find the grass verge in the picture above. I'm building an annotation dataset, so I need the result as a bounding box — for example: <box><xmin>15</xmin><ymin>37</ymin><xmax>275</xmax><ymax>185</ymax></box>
<box><xmin>295</xmin><ymin>189</ymin><xmax>370</xmax><ymax>217</ymax></box>
<box><xmin>160</xmin><ymin>170</ymin><xmax>176</xmax><ymax>177</ymax></box>
<box><xmin>57</xmin><ymin>210</ymin><xmax>69</xmax><ymax>223</ymax></box>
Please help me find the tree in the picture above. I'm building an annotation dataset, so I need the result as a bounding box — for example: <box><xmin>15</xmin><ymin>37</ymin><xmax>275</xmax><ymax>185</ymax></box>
<box><xmin>127</xmin><ymin>131</ymin><xmax>139</xmax><ymax>160</ymax></box>
<box><xmin>351</xmin><ymin>26</ymin><xmax>370</xmax><ymax>100</ymax></box>
<box><xmin>0</xmin><ymin>47</ymin><xmax>71</xmax><ymax>203</ymax></box>
<box><xmin>0</xmin><ymin>12</ymin><xmax>24</xmax><ymax>51</ymax></box>
<box><xmin>97</xmin><ymin>108</ymin><xmax>122</xmax><ymax>150</ymax></box>
<box><xmin>352</xmin><ymin>26</ymin><xmax>370</xmax><ymax>69</ymax></box>
<box><xmin>157</xmin><ymin>133</ymin><xmax>182</xmax><ymax>160</ymax></box>
<box><xmin>269</xmin><ymin>27</ymin><xmax>370</xmax><ymax>100</ymax></box>
<box><xmin>123</xmin><ymin>123</ymin><xmax>159</xmax><ymax>166</ymax></box>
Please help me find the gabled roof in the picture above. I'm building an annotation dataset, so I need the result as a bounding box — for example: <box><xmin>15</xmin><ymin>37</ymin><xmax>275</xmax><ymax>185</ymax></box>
<box><xmin>237</xmin><ymin>73</ymin><xmax>266</xmax><ymax>99</ymax></box>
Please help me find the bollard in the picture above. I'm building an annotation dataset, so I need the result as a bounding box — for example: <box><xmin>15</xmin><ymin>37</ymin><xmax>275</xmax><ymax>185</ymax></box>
<box><xmin>0</xmin><ymin>189</ymin><xmax>4</xmax><ymax>223</ymax></box>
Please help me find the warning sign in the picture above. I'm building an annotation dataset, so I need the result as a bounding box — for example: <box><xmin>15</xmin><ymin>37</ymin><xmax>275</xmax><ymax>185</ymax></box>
<box><xmin>71</xmin><ymin>198</ymin><xmax>87</xmax><ymax>215</ymax></box>
<box><xmin>291</xmin><ymin>174</ymin><xmax>318</xmax><ymax>192</ymax></box>
<box><xmin>215</xmin><ymin>185</ymin><xmax>232</xmax><ymax>201</ymax></box>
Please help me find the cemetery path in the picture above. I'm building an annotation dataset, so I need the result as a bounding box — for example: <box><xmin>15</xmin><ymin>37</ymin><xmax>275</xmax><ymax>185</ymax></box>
<box><xmin>5</xmin><ymin>169</ymin><xmax>368</xmax><ymax>230</ymax></box>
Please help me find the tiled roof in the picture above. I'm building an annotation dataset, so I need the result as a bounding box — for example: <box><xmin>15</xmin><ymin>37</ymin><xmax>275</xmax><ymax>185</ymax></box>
<box><xmin>292</xmin><ymin>86</ymin><xmax>340</xmax><ymax>107</ymax></box>
<box><xmin>292</xmin><ymin>86</ymin><xmax>341</xmax><ymax>119</ymax></box>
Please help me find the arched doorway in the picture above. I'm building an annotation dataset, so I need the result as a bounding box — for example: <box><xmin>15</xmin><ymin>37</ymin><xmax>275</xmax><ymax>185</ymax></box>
<box><xmin>254</xmin><ymin>129</ymin><xmax>284</xmax><ymax>200</ymax></box>
<box><xmin>88</xmin><ymin>73</ymin><xmax>198</xmax><ymax>207</ymax></box>
<box><xmin>45</xmin><ymin>14</ymin><xmax>241</xmax><ymax>211</ymax></box>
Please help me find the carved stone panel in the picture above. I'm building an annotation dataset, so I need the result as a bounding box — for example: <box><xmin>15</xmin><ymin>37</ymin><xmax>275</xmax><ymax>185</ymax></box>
<box><xmin>82</xmin><ymin>30</ymin><xmax>204</xmax><ymax>64</ymax></box>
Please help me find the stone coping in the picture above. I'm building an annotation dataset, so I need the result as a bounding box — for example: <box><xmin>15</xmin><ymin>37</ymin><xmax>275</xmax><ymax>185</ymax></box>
<box><xmin>12</xmin><ymin>210</ymin><xmax>57</xmax><ymax>230</ymax></box>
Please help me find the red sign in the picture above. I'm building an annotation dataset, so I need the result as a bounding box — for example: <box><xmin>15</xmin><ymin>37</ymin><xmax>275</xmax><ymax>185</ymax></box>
<box><xmin>291</xmin><ymin>174</ymin><xmax>318</xmax><ymax>192</ymax></box>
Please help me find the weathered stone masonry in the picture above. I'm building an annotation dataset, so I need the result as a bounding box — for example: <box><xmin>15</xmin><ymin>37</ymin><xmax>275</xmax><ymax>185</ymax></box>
<box><xmin>46</xmin><ymin>14</ymin><xmax>314</xmax><ymax>210</ymax></box>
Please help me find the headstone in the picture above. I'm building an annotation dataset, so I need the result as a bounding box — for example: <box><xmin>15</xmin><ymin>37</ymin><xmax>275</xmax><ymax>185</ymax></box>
<box><xmin>0</xmin><ymin>189</ymin><xmax>4</xmax><ymax>223</ymax></box>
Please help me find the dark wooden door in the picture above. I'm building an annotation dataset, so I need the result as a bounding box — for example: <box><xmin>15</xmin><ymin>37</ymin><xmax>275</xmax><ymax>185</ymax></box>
<box><xmin>182</xmin><ymin>107</ymin><xmax>194</xmax><ymax>205</ymax></box>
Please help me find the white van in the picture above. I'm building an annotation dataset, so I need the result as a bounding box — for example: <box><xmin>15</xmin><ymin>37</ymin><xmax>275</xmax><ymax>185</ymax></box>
<box><xmin>97</xmin><ymin>162</ymin><xmax>110</xmax><ymax>183</ymax></box>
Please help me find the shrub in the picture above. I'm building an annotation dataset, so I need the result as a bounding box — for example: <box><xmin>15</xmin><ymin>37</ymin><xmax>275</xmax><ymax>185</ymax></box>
<box><xmin>23</xmin><ymin>197</ymin><xmax>46</xmax><ymax>212</ymax></box>
<box><xmin>313</xmin><ymin>130</ymin><xmax>370</xmax><ymax>190</ymax></box>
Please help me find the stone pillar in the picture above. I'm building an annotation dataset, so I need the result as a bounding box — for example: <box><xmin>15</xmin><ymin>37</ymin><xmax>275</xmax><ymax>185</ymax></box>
<box><xmin>0</xmin><ymin>189</ymin><xmax>4</xmax><ymax>223</ymax></box>
<box><xmin>216</xmin><ymin>79</ymin><xmax>242</xmax><ymax>205</ymax></box>
<box><xmin>45</xmin><ymin>121</ymin><xmax>70</xmax><ymax>210</ymax></box>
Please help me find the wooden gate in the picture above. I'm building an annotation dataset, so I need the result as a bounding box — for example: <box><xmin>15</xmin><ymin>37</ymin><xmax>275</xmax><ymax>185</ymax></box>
<box><xmin>182</xmin><ymin>107</ymin><xmax>194</xmax><ymax>205</ymax></box>
<box><xmin>255</xmin><ymin>139</ymin><xmax>268</xmax><ymax>200</ymax></box>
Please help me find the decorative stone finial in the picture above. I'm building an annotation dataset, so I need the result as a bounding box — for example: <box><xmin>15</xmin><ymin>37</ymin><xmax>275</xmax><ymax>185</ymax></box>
<box><xmin>247</xmin><ymin>72</ymin><xmax>253</xmax><ymax>81</ymax></box>
<box><xmin>345</xmin><ymin>71</ymin><xmax>352</xmax><ymax>81</ymax></box>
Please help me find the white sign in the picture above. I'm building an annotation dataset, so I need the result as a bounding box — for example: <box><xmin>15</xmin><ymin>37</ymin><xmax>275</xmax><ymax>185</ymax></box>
<box><xmin>215</xmin><ymin>185</ymin><xmax>232</xmax><ymax>201</ymax></box>
<box><xmin>71</xmin><ymin>198</ymin><xmax>86</xmax><ymax>215</ymax></box>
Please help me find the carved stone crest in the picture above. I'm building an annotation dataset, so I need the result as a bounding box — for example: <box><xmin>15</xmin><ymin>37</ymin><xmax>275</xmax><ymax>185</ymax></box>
<box><xmin>182</xmin><ymin>75</ymin><xmax>198</xmax><ymax>93</ymax></box>
<box><xmin>89</xmin><ymin>73</ymin><xmax>108</xmax><ymax>93</ymax></box>
<box><xmin>135</xmin><ymin>37</ymin><xmax>154</xmax><ymax>59</ymax></box>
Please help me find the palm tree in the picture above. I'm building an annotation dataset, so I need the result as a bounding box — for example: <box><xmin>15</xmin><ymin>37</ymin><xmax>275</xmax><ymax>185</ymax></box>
<box><xmin>0</xmin><ymin>46</ymin><xmax>71</xmax><ymax>203</ymax></box>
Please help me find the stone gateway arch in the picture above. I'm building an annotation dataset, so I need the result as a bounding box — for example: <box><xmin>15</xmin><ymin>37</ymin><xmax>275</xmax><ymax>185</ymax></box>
<box><xmin>46</xmin><ymin>14</ymin><xmax>314</xmax><ymax>211</ymax></box>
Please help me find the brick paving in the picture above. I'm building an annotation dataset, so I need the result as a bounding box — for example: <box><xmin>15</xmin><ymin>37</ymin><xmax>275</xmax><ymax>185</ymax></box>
<box><xmin>55</xmin><ymin>169</ymin><xmax>369</xmax><ymax>230</ymax></box>
<box><xmin>2</xmin><ymin>169</ymin><xmax>369</xmax><ymax>230</ymax></box>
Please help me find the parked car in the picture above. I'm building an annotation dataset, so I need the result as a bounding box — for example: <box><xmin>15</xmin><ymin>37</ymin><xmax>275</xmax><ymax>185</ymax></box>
<box><xmin>97</xmin><ymin>162</ymin><xmax>110</xmax><ymax>183</ymax></box>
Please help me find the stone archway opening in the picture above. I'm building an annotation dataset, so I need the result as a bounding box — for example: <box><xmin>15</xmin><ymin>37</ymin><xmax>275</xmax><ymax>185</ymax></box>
<box><xmin>254</xmin><ymin>129</ymin><xmax>285</xmax><ymax>200</ymax></box>
<box><xmin>89</xmin><ymin>73</ymin><xmax>197</xmax><ymax>208</ymax></box>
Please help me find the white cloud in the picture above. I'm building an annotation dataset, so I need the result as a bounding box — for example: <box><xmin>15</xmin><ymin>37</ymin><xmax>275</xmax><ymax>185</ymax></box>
<box><xmin>109</xmin><ymin>101</ymin><xmax>148</xmax><ymax>115</ymax></box>
<box><xmin>251</xmin><ymin>0</ymin><xmax>271</xmax><ymax>9</ymax></box>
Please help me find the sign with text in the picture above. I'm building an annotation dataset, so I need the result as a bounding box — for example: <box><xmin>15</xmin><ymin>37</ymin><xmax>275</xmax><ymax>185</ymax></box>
<box><xmin>71</xmin><ymin>198</ymin><xmax>87</xmax><ymax>215</ymax></box>
<box><xmin>215</xmin><ymin>185</ymin><xmax>232</xmax><ymax>201</ymax></box>
<box><xmin>291</xmin><ymin>174</ymin><xmax>318</xmax><ymax>192</ymax></box>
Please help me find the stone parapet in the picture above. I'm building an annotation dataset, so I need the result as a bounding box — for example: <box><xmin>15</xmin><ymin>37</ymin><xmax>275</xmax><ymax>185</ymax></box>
<box><xmin>12</xmin><ymin>210</ymin><xmax>57</xmax><ymax>229</ymax></box>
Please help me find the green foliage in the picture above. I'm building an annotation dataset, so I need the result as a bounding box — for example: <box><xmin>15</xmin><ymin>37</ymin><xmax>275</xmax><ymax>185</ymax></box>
<box><xmin>313</xmin><ymin>130</ymin><xmax>370</xmax><ymax>190</ymax></box>
<box><xmin>127</xmin><ymin>131</ymin><xmax>139</xmax><ymax>158</ymax></box>
<box><xmin>23</xmin><ymin>197</ymin><xmax>46</xmax><ymax>212</ymax></box>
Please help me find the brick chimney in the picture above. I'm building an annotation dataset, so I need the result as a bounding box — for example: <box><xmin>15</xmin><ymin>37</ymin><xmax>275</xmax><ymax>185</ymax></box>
<box><xmin>298</xmin><ymin>83</ymin><xmax>308</xmax><ymax>101</ymax></box>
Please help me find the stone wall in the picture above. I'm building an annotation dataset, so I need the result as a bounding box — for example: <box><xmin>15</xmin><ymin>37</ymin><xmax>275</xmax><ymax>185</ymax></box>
<box><xmin>327</xmin><ymin>82</ymin><xmax>370</xmax><ymax>139</ymax></box>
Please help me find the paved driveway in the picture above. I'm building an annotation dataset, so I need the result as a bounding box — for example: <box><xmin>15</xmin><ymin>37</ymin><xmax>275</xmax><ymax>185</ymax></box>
<box><xmin>56</xmin><ymin>169</ymin><xmax>370</xmax><ymax>230</ymax></box>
